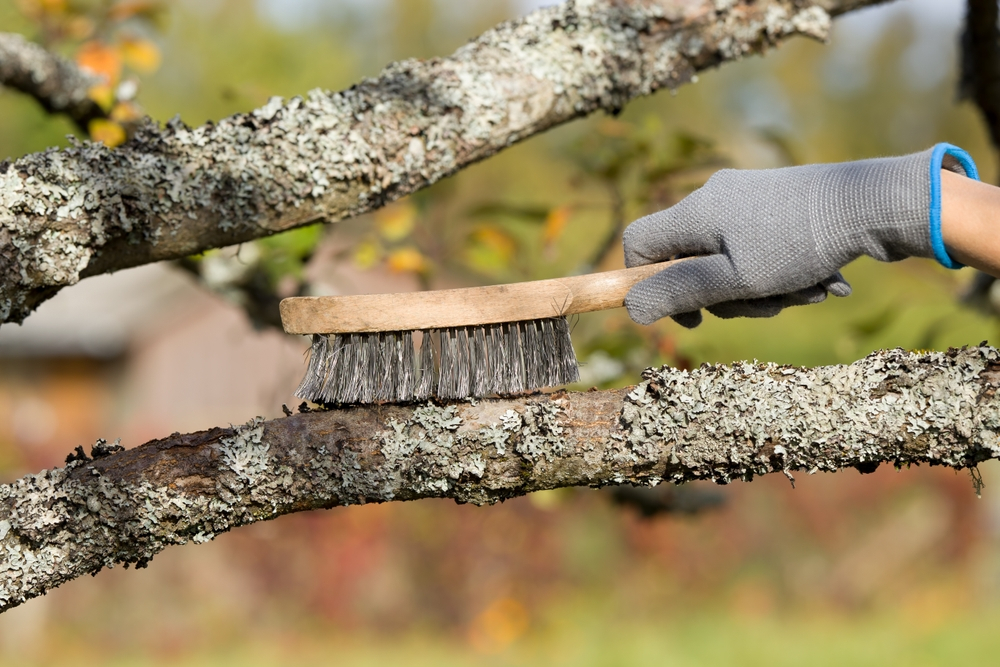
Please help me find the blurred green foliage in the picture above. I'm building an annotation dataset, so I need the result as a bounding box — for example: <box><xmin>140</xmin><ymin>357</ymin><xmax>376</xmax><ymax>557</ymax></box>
<box><xmin>8</xmin><ymin>605</ymin><xmax>1000</xmax><ymax>666</ymax></box>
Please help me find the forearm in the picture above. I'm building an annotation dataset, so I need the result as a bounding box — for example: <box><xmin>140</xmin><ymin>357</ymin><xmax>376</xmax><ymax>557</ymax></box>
<box><xmin>941</xmin><ymin>169</ymin><xmax>1000</xmax><ymax>276</ymax></box>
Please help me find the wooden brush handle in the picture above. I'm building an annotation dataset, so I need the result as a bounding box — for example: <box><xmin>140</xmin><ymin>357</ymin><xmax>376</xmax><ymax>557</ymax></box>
<box><xmin>279</xmin><ymin>260</ymin><xmax>682</xmax><ymax>334</ymax></box>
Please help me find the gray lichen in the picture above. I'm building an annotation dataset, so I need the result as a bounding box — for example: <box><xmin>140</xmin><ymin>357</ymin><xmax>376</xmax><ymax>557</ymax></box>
<box><xmin>616</xmin><ymin>346</ymin><xmax>1000</xmax><ymax>485</ymax></box>
<box><xmin>219</xmin><ymin>417</ymin><xmax>270</xmax><ymax>484</ymax></box>
<box><xmin>0</xmin><ymin>0</ymin><xmax>879</xmax><ymax>324</ymax></box>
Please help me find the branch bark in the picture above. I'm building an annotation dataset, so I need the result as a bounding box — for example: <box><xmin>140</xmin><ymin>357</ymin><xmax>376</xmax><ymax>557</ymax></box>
<box><xmin>0</xmin><ymin>0</ymin><xmax>890</xmax><ymax>325</ymax></box>
<box><xmin>0</xmin><ymin>32</ymin><xmax>106</xmax><ymax>133</ymax></box>
<box><xmin>2</xmin><ymin>345</ymin><xmax>997</xmax><ymax>612</ymax></box>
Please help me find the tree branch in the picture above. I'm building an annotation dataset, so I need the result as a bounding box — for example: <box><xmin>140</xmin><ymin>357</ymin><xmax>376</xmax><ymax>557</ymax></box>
<box><xmin>0</xmin><ymin>32</ymin><xmax>106</xmax><ymax>133</ymax></box>
<box><xmin>0</xmin><ymin>0</ymin><xmax>890</xmax><ymax>325</ymax></box>
<box><xmin>1</xmin><ymin>345</ymin><xmax>996</xmax><ymax>612</ymax></box>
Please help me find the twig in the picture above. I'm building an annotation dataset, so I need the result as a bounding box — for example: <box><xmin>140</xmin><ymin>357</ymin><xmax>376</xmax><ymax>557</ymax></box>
<box><xmin>0</xmin><ymin>32</ymin><xmax>106</xmax><ymax>132</ymax></box>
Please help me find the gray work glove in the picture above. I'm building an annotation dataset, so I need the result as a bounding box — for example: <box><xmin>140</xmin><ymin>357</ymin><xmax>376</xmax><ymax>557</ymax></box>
<box><xmin>623</xmin><ymin>144</ymin><xmax>978</xmax><ymax>328</ymax></box>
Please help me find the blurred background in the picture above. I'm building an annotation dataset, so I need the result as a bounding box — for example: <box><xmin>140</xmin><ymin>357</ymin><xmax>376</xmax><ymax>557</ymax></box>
<box><xmin>3</xmin><ymin>0</ymin><xmax>1000</xmax><ymax>664</ymax></box>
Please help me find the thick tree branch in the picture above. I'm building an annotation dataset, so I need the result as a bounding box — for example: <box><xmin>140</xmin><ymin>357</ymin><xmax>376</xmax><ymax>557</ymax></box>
<box><xmin>0</xmin><ymin>0</ymin><xmax>890</xmax><ymax>324</ymax></box>
<box><xmin>2</xmin><ymin>345</ymin><xmax>997</xmax><ymax>612</ymax></box>
<box><xmin>0</xmin><ymin>32</ymin><xmax>106</xmax><ymax>132</ymax></box>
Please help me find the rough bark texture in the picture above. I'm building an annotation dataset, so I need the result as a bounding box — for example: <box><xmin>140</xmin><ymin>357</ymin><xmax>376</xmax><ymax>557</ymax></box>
<box><xmin>0</xmin><ymin>32</ymin><xmax>106</xmax><ymax>132</ymax></box>
<box><xmin>2</xmin><ymin>345</ymin><xmax>998</xmax><ymax>612</ymax></box>
<box><xmin>0</xmin><ymin>0</ymin><xmax>889</xmax><ymax>325</ymax></box>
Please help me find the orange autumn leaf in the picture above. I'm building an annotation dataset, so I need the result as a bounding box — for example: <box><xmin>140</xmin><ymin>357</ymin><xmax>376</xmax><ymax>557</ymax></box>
<box><xmin>76</xmin><ymin>41</ymin><xmax>122</xmax><ymax>85</ymax></box>
<box><xmin>464</xmin><ymin>225</ymin><xmax>516</xmax><ymax>274</ymax></box>
<box><xmin>88</xmin><ymin>119</ymin><xmax>126</xmax><ymax>148</ymax></box>
<box><xmin>472</xmin><ymin>226</ymin><xmax>515</xmax><ymax>262</ymax></box>
<box><xmin>108</xmin><ymin>0</ymin><xmax>162</xmax><ymax>21</ymax></box>
<box><xmin>66</xmin><ymin>16</ymin><xmax>96</xmax><ymax>40</ymax></box>
<box><xmin>542</xmin><ymin>205</ymin><xmax>571</xmax><ymax>247</ymax></box>
<box><xmin>375</xmin><ymin>203</ymin><xmax>416</xmax><ymax>242</ymax></box>
<box><xmin>110</xmin><ymin>101</ymin><xmax>143</xmax><ymax>122</ymax></box>
<box><xmin>387</xmin><ymin>247</ymin><xmax>428</xmax><ymax>274</ymax></box>
<box><xmin>121</xmin><ymin>38</ymin><xmax>161</xmax><ymax>73</ymax></box>
<box><xmin>597</xmin><ymin>118</ymin><xmax>631</xmax><ymax>137</ymax></box>
<box><xmin>467</xmin><ymin>597</ymin><xmax>529</xmax><ymax>654</ymax></box>
<box><xmin>17</xmin><ymin>0</ymin><xmax>66</xmax><ymax>19</ymax></box>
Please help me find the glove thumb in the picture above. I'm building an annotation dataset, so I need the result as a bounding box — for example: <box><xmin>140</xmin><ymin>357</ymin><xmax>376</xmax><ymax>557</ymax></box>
<box><xmin>625</xmin><ymin>255</ymin><xmax>739</xmax><ymax>325</ymax></box>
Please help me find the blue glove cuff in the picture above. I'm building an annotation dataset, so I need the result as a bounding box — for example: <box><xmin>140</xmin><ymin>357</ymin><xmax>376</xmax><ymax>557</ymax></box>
<box><xmin>929</xmin><ymin>143</ymin><xmax>980</xmax><ymax>269</ymax></box>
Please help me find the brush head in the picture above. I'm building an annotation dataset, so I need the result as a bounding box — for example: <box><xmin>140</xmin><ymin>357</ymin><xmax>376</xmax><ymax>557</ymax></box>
<box><xmin>294</xmin><ymin>317</ymin><xmax>580</xmax><ymax>405</ymax></box>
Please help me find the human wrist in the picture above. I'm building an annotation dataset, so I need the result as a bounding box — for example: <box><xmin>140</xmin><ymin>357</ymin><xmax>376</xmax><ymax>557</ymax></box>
<box><xmin>940</xmin><ymin>169</ymin><xmax>1000</xmax><ymax>277</ymax></box>
<box><xmin>928</xmin><ymin>143</ymin><xmax>979</xmax><ymax>269</ymax></box>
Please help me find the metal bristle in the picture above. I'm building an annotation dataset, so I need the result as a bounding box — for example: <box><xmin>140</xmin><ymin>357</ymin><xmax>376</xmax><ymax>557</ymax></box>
<box><xmin>317</xmin><ymin>334</ymin><xmax>344</xmax><ymax>403</ymax></box>
<box><xmin>438</xmin><ymin>328</ymin><xmax>456</xmax><ymax>399</ymax></box>
<box><xmin>294</xmin><ymin>334</ymin><xmax>329</xmax><ymax>402</ymax></box>
<box><xmin>504</xmin><ymin>322</ymin><xmax>525</xmax><ymax>394</ymax></box>
<box><xmin>414</xmin><ymin>330</ymin><xmax>436</xmax><ymax>400</ymax></box>
<box><xmin>294</xmin><ymin>316</ymin><xmax>580</xmax><ymax>406</ymax></box>
<box><xmin>541</xmin><ymin>319</ymin><xmax>558</xmax><ymax>387</ymax></box>
<box><xmin>553</xmin><ymin>317</ymin><xmax>581</xmax><ymax>384</ymax></box>
<box><xmin>523</xmin><ymin>319</ymin><xmax>544</xmax><ymax>391</ymax></box>
<box><xmin>470</xmin><ymin>326</ymin><xmax>490</xmax><ymax>397</ymax></box>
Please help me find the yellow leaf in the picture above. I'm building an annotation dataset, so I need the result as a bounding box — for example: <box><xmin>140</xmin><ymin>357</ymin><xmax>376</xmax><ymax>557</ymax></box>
<box><xmin>464</xmin><ymin>226</ymin><xmax>516</xmax><ymax>274</ymax></box>
<box><xmin>121</xmin><ymin>38</ymin><xmax>161</xmax><ymax>74</ymax></box>
<box><xmin>352</xmin><ymin>240</ymin><xmax>381</xmax><ymax>269</ymax></box>
<box><xmin>87</xmin><ymin>83</ymin><xmax>115</xmax><ymax>111</ymax></box>
<box><xmin>19</xmin><ymin>0</ymin><xmax>66</xmax><ymax>17</ymax></box>
<box><xmin>109</xmin><ymin>0</ymin><xmax>162</xmax><ymax>21</ymax></box>
<box><xmin>375</xmin><ymin>203</ymin><xmax>416</xmax><ymax>242</ymax></box>
<box><xmin>476</xmin><ymin>227</ymin><xmax>516</xmax><ymax>260</ymax></box>
<box><xmin>66</xmin><ymin>16</ymin><xmax>96</xmax><ymax>40</ymax></box>
<box><xmin>597</xmin><ymin>118</ymin><xmax>631</xmax><ymax>137</ymax></box>
<box><xmin>387</xmin><ymin>247</ymin><xmax>428</xmax><ymax>274</ymax></box>
<box><xmin>468</xmin><ymin>597</ymin><xmax>529</xmax><ymax>654</ymax></box>
<box><xmin>110</xmin><ymin>101</ymin><xmax>142</xmax><ymax>122</ymax></box>
<box><xmin>542</xmin><ymin>206</ymin><xmax>571</xmax><ymax>247</ymax></box>
<box><xmin>76</xmin><ymin>41</ymin><xmax>122</xmax><ymax>86</ymax></box>
<box><xmin>88</xmin><ymin>119</ymin><xmax>126</xmax><ymax>148</ymax></box>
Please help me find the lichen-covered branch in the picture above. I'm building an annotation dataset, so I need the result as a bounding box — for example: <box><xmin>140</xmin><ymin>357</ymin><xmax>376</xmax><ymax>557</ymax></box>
<box><xmin>0</xmin><ymin>0</ymin><xmax>890</xmax><ymax>324</ymax></box>
<box><xmin>0</xmin><ymin>32</ymin><xmax>106</xmax><ymax>132</ymax></box>
<box><xmin>2</xmin><ymin>345</ymin><xmax>997</xmax><ymax>612</ymax></box>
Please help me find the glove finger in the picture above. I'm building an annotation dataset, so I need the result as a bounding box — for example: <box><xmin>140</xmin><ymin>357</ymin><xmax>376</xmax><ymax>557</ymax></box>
<box><xmin>625</xmin><ymin>254</ymin><xmax>739</xmax><ymax>325</ymax></box>
<box><xmin>670</xmin><ymin>310</ymin><xmax>703</xmax><ymax>329</ymax></box>
<box><xmin>706</xmin><ymin>297</ymin><xmax>785</xmax><ymax>319</ymax></box>
<box><xmin>821</xmin><ymin>271</ymin><xmax>852</xmax><ymax>298</ymax></box>
<box><xmin>779</xmin><ymin>283</ymin><xmax>829</xmax><ymax>306</ymax></box>
<box><xmin>705</xmin><ymin>283</ymin><xmax>828</xmax><ymax>320</ymax></box>
<box><xmin>622</xmin><ymin>205</ymin><xmax>722</xmax><ymax>268</ymax></box>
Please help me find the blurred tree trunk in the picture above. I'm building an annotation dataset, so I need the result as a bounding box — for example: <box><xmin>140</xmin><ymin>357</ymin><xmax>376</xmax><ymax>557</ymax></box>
<box><xmin>961</xmin><ymin>0</ymin><xmax>1000</xmax><ymax>169</ymax></box>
